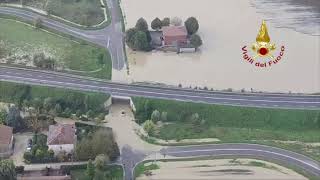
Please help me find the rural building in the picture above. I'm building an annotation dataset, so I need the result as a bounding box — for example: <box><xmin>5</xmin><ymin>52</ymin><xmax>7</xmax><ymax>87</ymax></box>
<box><xmin>162</xmin><ymin>26</ymin><xmax>188</xmax><ymax>46</ymax></box>
<box><xmin>0</xmin><ymin>125</ymin><xmax>13</xmax><ymax>157</ymax></box>
<box><xmin>47</xmin><ymin>123</ymin><xmax>76</xmax><ymax>155</ymax></box>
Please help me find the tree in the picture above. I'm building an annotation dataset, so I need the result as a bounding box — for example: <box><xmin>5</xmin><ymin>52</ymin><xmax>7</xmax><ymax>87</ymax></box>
<box><xmin>0</xmin><ymin>110</ymin><xmax>7</xmax><ymax>125</ymax></box>
<box><xmin>43</xmin><ymin>97</ymin><xmax>54</xmax><ymax>112</ymax></box>
<box><xmin>94</xmin><ymin>154</ymin><xmax>109</xmax><ymax>170</ymax></box>
<box><xmin>151</xmin><ymin>17</ymin><xmax>162</xmax><ymax>30</ymax></box>
<box><xmin>143</xmin><ymin>120</ymin><xmax>156</xmax><ymax>136</ymax></box>
<box><xmin>86</xmin><ymin>160</ymin><xmax>95</xmax><ymax>180</ymax></box>
<box><xmin>6</xmin><ymin>105</ymin><xmax>24</xmax><ymax>131</ymax></box>
<box><xmin>27</xmin><ymin>109</ymin><xmax>41</xmax><ymax>133</ymax></box>
<box><xmin>160</xmin><ymin>111</ymin><xmax>168</xmax><ymax>122</ymax></box>
<box><xmin>190</xmin><ymin>34</ymin><xmax>203</xmax><ymax>49</ymax></box>
<box><xmin>161</xmin><ymin>17</ymin><xmax>170</xmax><ymax>26</ymax></box>
<box><xmin>185</xmin><ymin>17</ymin><xmax>199</xmax><ymax>35</ymax></box>
<box><xmin>133</xmin><ymin>31</ymin><xmax>149</xmax><ymax>51</ymax></box>
<box><xmin>54</xmin><ymin>104</ymin><xmax>62</xmax><ymax>115</ymax></box>
<box><xmin>135</xmin><ymin>18</ymin><xmax>148</xmax><ymax>32</ymax></box>
<box><xmin>125</xmin><ymin>28</ymin><xmax>138</xmax><ymax>49</ymax></box>
<box><xmin>0</xmin><ymin>159</ymin><xmax>16</xmax><ymax>180</ymax></box>
<box><xmin>151</xmin><ymin>110</ymin><xmax>161</xmax><ymax>122</ymax></box>
<box><xmin>34</xmin><ymin>17</ymin><xmax>42</xmax><ymax>29</ymax></box>
<box><xmin>171</xmin><ymin>17</ymin><xmax>182</xmax><ymax>26</ymax></box>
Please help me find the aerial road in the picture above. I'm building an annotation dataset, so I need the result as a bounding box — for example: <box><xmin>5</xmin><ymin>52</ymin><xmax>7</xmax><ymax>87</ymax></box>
<box><xmin>1</xmin><ymin>66</ymin><xmax>319</xmax><ymax>110</ymax></box>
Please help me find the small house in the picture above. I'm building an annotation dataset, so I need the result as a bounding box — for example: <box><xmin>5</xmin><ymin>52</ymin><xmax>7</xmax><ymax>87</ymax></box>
<box><xmin>47</xmin><ymin>123</ymin><xmax>76</xmax><ymax>155</ymax></box>
<box><xmin>162</xmin><ymin>26</ymin><xmax>188</xmax><ymax>46</ymax></box>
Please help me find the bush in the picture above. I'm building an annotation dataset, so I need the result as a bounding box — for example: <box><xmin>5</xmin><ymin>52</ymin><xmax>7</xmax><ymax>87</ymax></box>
<box><xmin>143</xmin><ymin>120</ymin><xmax>156</xmax><ymax>136</ymax></box>
<box><xmin>15</xmin><ymin>166</ymin><xmax>24</xmax><ymax>174</ymax></box>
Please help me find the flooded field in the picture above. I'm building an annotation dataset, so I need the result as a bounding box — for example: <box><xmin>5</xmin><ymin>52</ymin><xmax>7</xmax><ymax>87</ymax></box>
<box><xmin>122</xmin><ymin>0</ymin><xmax>320</xmax><ymax>93</ymax></box>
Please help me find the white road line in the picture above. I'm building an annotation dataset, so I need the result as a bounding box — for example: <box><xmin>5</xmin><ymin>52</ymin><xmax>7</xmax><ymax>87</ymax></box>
<box><xmin>107</xmin><ymin>36</ymin><xmax>110</xmax><ymax>48</ymax></box>
<box><xmin>0</xmin><ymin>74</ymin><xmax>319</xmax><ymax>105</ymax></box>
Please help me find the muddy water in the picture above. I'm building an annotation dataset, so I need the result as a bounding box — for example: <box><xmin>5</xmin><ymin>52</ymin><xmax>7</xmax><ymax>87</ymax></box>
<box><xmin>122</xmin><ymin>0</ymin><xmax>320</xmax><ymax>93</ymax></box>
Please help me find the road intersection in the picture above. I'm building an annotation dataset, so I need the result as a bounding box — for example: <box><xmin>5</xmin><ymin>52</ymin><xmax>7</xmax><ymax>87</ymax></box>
<box><xmin>0</xmin><ymin>1</ymin><xmax>320</xmax><ymax>180</ymax></box>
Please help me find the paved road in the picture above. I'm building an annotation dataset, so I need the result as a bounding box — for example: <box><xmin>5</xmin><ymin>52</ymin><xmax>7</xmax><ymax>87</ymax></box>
<box><xmin>0</xmin><ymin>0</ymin><xmax>125</xmax><ymax>70</ymax></box>
<box><xmin>1</xmin><ymin>67</ymin><xmax>320</xmax><ymax>110</ymax></box>
<box><xmin>160</xmin><ymin>144</ymin><xmax>320</xmax><ymax>177</ymax></box>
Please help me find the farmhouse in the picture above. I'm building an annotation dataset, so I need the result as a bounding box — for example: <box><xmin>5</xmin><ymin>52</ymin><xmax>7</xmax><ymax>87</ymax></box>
<box><xmin>0</xmin><ymin>125</ymin><xmax>13</xmax><ymax>157</ymax></box>
<box><xmin>47</xmin><ymin>123</ymin><xmax>76</xmax><ymax>154</ymax></box>
<box><xmin>162</xmin><ymin>26</ymin><xmax>188</xmax><ymax>46</ymax></box>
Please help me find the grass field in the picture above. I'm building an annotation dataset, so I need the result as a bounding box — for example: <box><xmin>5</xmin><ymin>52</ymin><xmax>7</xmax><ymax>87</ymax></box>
<box><xmin>70</xmin><ymin>165</ymin><xmax>123</xmax><ymax>180</ymax></box>
<box><xmin>5</xmin><ymin>0</ymin><xmax>106</xmax><ymax>26</ymax></box>
<box><xmin>0</xmin><ymin>18</ymin><xmax>112</xmax><ymax>79</ymax></box>
<box><xmin>132</xmin><ymin>97</ymin><xmax>320</xmax><ymax>141</ymax></box>
<box><xmin>47</xmin><ymin>0</ymin><xmax>105</xmax><ymax>26</ymax></box>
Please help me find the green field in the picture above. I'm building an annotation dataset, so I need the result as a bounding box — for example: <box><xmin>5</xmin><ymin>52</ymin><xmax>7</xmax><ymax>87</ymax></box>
<box><xmin>47</xmin><ymin>0</ymin><xmax>105</xmax><ymax>26</ymax></box>
<box><xmin>0</xmin><ymin>18</ymin><xmax>111</xmax><ymax>79</ymax></box>
<box><xmin>70</xmin><ymin>165</ymin><xmax>123</xmax><ymax>180</ymax></box>
<box><xmin>4</xmin><ymin>0</ymin><xmax>106</xmax><ymax>26</ymax></box>
<box><xmin>132</xmin><ymin>97</ymin><xmax>320</xmax><ymax>142</ymax></box>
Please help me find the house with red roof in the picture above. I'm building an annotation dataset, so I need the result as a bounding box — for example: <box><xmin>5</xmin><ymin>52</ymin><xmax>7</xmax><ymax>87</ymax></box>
<box><xmin>161</xmin><ymin>26</ymin><xmax>188</xmax><ymax>46</ymax></box>
<box><xmin>0</xmin><ymin>125</ymin><xmax>13</xmax><ymax>157</ymax></box>
<box><xmin>47</xmin><ymin>123</ymin><xmax>76</xmax><ymax>154</ymax></box>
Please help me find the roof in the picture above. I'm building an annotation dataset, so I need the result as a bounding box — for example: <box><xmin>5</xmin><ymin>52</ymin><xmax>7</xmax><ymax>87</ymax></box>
<box><xmin>47</xmin><ymin>123</ymin><xmax>76</xmax><ymax>145</ymax></box>
<box><xmin>0</xmin><ymin>125</ymin><xmax>13</xmax><ymax>145</ymax></box>
<box><xmin>162</xmin><ymin>26</ymin><xmax>187</xmax><ymax>37</ymax></box>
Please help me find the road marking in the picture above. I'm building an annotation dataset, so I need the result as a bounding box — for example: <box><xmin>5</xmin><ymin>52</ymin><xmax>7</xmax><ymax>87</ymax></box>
<box><xmin>107</xmin><ymin>36</ymin><xmax>110</xmax><ymax>48</ymax></box>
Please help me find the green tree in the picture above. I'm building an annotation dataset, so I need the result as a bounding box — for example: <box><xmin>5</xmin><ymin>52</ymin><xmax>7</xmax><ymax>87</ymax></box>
<box><xmin>151</xmin><ymin>17</ymin><xmax>162</xmax><ymax>30</ymax></box>
<box><xmin>317</xmin><ymin>112</ymin><xmax>320</xmax><ymax>128</ymax></box>
<box><xmin>143</xmin><ymin>120</ymin><xmax>156</xmax><ymax>136</ymax></box>
<box><xmin>54</xmin><ymin>104</ymin><xmax>62</xmax><ymax>115</ymax></box>
<box><xmin>0</xmin><ymin>110</ymin><xmax>7</xmax><ymax>125</ymax></box>
<box><xmin>161</xmin><ymin>17</ymin><xmax>170</xmax><ymax>26</ymax></box>
<box><xmin>94</xmin><ymin>154</ymin><xmax>109</xmax><ymax>170</ymax></box>
<box><xmin>7</xmin><ymin>105</ymin><xmax>23</xmax><ymax>131</ymax></box>
<box><xmin>135</xmin><ymin>18</ymin><xmax>148</xmax><ymax>32</ymax></box>
<box><xmin>133</xmin><ymin>31</ymin><xmax>149</xmax><ymax>51</ymax></box>
<box><xmin>190</xmin><ymin>34</ymin><xmax>203</xmax><ymax>49</ymax></box>
<box><xmin>0</xmin><ymin>159</ymin><xmax>16</xmax><ymax>180</ymax></box>
<box><xmin>125</xmin><ymin>28</ymin><xmax>138</xmax><ymax>49</ymax></box>
<box><xmin>185</xmin><ymin>17</ymin><xmax>199</xmax><ymax>35</ymax></box>
<box><xmin>86</xmin><ymin>159</ymin><xmax>95</xmax><ymax>180</ymax></box>
<box><xmin>151</xmin><ymin>110</ymin><xmax>161</xmax><ymax>122</ymax></box>
<box><xmin>43</xmin><ymin>97</ymin><xmax>54</xmax><ymax>112</ymax></box>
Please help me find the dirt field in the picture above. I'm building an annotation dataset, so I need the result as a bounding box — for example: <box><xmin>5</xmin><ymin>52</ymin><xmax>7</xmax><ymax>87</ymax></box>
<box><xmin>122</xmin><ymin>0</ymin><xmax>320</xmax><ymax>93</ymax></box>
<box><xmin>137</xmin><ymin>159</ymin><xmax>307</xmax><ymax>180</ymax></box>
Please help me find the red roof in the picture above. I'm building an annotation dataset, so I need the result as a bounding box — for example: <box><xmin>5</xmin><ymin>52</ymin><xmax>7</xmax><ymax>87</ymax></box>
<box><xmin>0</xmin><ymin>125</ymin><xmax>13</xmax><ymax>145</ymax></box>
<box><xmin>162</xmin><ymin>26</ymin><xmax>187</xmax><ymax>37</ymax></box>
<box><xmin>47</xmin><ymin>123</ymin><xmax>76</xmax><ymax>145</ymax></box>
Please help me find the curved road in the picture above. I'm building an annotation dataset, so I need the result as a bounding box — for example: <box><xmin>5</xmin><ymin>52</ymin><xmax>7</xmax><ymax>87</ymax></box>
<box><xmin>0</xmin><ymin>2</ymin><xmax>320</xmax><ymax>180</ymax></box>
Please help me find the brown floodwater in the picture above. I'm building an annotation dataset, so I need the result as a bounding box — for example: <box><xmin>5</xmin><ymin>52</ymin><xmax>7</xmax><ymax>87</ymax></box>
<box><xmin>122</xmin><ymin>0</ymin><xmax>320</xmax><ymax>93</ymax></box>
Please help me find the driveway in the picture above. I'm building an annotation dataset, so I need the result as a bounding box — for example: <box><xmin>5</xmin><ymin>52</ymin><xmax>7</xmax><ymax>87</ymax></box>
<box><xmin>11</xmin><ymin>132</ymin><xmax>33</xmax><ymax>166</ymax></box>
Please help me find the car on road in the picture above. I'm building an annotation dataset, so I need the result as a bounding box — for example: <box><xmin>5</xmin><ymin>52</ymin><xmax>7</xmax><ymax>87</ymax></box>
<box><xmin>26</xmin><ymin>139</ymin><xmax>32</xmax><ymax>151</ymax></box>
